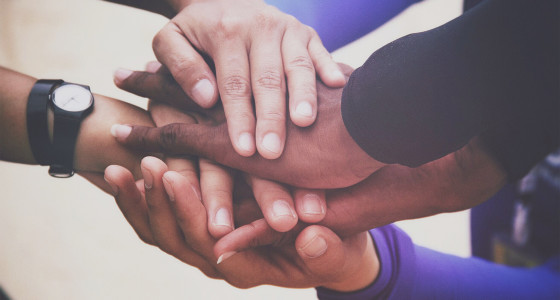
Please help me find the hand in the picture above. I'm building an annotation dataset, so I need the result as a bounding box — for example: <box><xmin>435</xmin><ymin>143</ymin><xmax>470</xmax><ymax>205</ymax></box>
<box><xmin>128</xmin><ymin>0</ymin><xmax>346</xmax><ymax>159</ymax></box>
<box><xmin>112</xmin><ymin>64</ymin><xmax>384</xmax><ymax>189</ymax></box>
<box><xmin>213</xmin><ymin>137</ymin><xmax>508</xmax><ymax>257</ymax></box>
<box><xmin>104</xmin><ymin>156</ymin><xmax>379</xmax><ymax>292</ymax></box>
<box><xmin>148</xmin><ymin>97</ymin><xmax>326</xmax><ymax>235</ymax></box>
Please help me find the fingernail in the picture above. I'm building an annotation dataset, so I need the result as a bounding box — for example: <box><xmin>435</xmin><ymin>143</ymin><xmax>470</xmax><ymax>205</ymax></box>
<box><xmin>214</xmin><ymin>207</ymin><xmax>233</xmax><ymax>229</ymax></box>
<box><xmin>162</xmin><ymin>173</ymin><xmax>174</xmax><ymax>201</ymax></box>
<box><xmin>302</xmin><ymin>194</ymin><xmax>324</xmax><ymax>215</ymax></box>
<box><xmin>141</xmin><ymin>166</ymin><xmax>153</xmax><ymax>190</ymax></box>
<box><xmin>238</xmin><ymin>132</ymin><xmax>254</xmax><ymax>153</ymax></box>
<box><xmin>217</xmin><ymin>251</ymin><xmax>237</xmax><ymax>264</ymax></box>
<box><xmin>145</xmin><ymin>61</ymin><xmax>161</xmax><ymax>73</ymax></box>
<box><xmin>296</xmin><ymin>102</ymin><xmax>313</xmax><ymax>118</ymax></box>
<box><xmin>192</xmin><ymin>79</ymin><xmax>214</xmax><ymax>107</ymax></box>
<box><xmin>331</xmin><ymin>68</ymin><xmax>345</xmax><ymax>81</ymax></box>
<box><xmin>110</xmin><ymin>124</ymin><xmax>132</xmax><ymax>140</ymax></box>
<box><xmin>262</xmin><ymin>132</ymin><xmax>282</xmax><ymax>154</ymax></box>
<box><xmin>300</xmin><ymin>235</ymin><xmax>327</xmax><ymax>258</ymax></box>
<box><xmin>104</xmin><ymin>176</ymin><xmax>118</xmax><ymax>196</ymax></box>
<box><xmin>113</xmin><ymin>68</ymin><xmax>133</xmax><ymax>85</ymax></box>
<box><xmin>272</xmin><ymin>200</ymin><xmax>296</xmax><ymax>218</ymax></box>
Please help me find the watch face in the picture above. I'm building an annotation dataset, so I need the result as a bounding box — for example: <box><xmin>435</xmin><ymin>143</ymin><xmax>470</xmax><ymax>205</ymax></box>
<box><xmin>52</xmin><ymin>84</ymin><xmax>93</xmax><ymax>112</ymax></box>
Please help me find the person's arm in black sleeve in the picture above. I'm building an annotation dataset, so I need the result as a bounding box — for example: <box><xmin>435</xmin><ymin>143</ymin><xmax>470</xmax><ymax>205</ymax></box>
<box><xmin>342</xmin><ymin>0</ymin><xmax>559</xmax><ymax>178</ymax></box>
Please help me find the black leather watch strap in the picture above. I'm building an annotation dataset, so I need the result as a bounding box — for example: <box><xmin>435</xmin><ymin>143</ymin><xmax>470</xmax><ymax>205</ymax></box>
<box><xmin>26</xmin><ymin>79</ymin><xmax>64</xmax><ymax>165</ymax></box>
<box><xmin>48</xmin><ymin>110</ymin><xmax>83</xmax><ymax>178</ymax></box>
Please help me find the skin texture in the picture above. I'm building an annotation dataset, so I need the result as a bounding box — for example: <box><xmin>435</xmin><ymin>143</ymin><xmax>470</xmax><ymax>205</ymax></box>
<box><xmin>104</xmin><ymin>156</ymin><xmax>380</xmax><ymax>292</ymax></box>
<box><xmin>112</xmin><ymin>64</ymin><xmax>384</xmax><ymax>189</ymax></box>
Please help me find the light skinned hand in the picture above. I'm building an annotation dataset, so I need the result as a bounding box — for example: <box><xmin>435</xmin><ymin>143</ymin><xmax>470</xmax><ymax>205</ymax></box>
<box><xmin>103</xmin><ymin>156</ymin><xmax>379</xmax><ymax>292</ymax></box>
<box><xmin>112</xmin><ymin>64</ymin><xmax>384</xmax><ymax>189</ymax></box>
<box><xmin>114</xmin><ymin>0</ymin><xmax>347</xmax><ymax>159</ymax></box>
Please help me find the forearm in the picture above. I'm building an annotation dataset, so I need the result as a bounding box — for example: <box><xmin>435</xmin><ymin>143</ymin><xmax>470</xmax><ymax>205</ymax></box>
<box><xmin>0</xmin><ymin>66</ymin><xmax>153</xmax><ymax>177</ymax></box>
<box><xmin>342</xmin><ymin>0</ymin><xmax>558</xmax><ymax>173</ymax></box>
<box><xmin>318</xmin><ymin>225</ymin><xmax>560</xmax><ymax>299</ymax></box>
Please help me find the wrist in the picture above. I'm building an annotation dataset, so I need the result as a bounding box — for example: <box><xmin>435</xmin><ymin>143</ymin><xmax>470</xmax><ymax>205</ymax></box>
<box><xmin>71</xmin><ymin>94</ymin><xmax>153</xmax><ymax>178</ymax></box>
<box><xmin>321</xmin><ymin>232</ymin><xmax>379</xmax><ymax>292</ymax></box>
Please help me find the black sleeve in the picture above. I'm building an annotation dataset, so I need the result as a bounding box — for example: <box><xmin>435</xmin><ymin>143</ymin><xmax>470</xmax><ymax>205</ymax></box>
<box><xmin>341</xmin><ymin>0</ymin><xmax>559</xmax><ymax>180</ymax></box>
<box><xmin>103</xmin><ymin>0</ymin><xmax>175</xmax><ymax>18</ymax></box>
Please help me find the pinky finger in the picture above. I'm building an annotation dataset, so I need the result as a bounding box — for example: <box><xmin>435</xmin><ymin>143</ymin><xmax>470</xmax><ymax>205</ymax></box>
<box><xmin>308</xmin><ymin>30</ymin><xmax>346</xmax><ymax>87</ymax></box>
<box><xmin>104</xmin><ymin>165</ymin><xmax>155</xmax><ymax>245</ymax></box>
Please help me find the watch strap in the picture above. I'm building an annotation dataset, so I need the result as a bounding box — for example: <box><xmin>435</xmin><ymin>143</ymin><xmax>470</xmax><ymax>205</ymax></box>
<box><xmin>26</xmin><ymin>79</ymin><xmax>64</xmax><ymax>165</ymax></box>
<box><xmin>48</xmin><ymin>110</ymin><xmax>83</xmax><ymax>178</ymax></box>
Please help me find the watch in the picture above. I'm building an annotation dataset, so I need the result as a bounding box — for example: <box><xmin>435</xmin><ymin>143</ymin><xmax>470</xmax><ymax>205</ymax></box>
<box><xmin>48</xmin><ymin>82</ymin><xmax>95</xmax><ymax>178</ymax></box>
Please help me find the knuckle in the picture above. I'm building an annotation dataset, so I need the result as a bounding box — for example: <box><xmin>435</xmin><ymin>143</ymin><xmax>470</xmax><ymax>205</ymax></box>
<box><xmin>159</xmin><ymin>124</ymin><xmax>182</xmax><ymax>151</ymax></box>
<box><xmin>215</xmin><ymin>17</ymin><xmax>244</xmax><ymax>40</ymax></box>
<box><xmin>287</xmin><ymin>56</ymin><xmax>314</xmax><ymax>73</ymax></box>
<box><xmin>222</xmin><ymin>75</ymin><xmax>251</xmax><ymax>98</ymax></box>
<box><xmin>255</xmin><ymin>70</ymin><xmax>283</xmax><ymax>91</ymax></box>
<box><xmin>255</xmin><ymin>7</ymin><xmax>283</xmax><ymax>31</ymax></box>
<box><xmin>261</xmin><ymin>110</ymin><xmax>285</xmax><ymax>123</ymax></box>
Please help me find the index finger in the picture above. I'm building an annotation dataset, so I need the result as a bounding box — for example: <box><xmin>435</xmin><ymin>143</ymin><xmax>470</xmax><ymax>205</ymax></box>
<box><xmin>153</xmin><ymin>21</ymin><xmax>219</xmax><ymax>108</ymax></box>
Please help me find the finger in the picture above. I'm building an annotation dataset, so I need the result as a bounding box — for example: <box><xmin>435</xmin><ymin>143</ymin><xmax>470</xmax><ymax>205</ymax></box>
<box><xmin>145</xmin><ymin>61</ymin><xmax>162</xmax><ymax>73</ymax></box>
<box><xmin>213</xmin><ymin>40</ymin><xmax>256</xmax><ymax>157</ymax></box>
<box><xmin>79</xmin><ymin>171</ymin><xmax>113</xmax><ymax>195</ymax></box>
<box><xmin>293</xmin><ymin>189</ymin><xmax>326</xmax><ymax>223</ymax></box>
<box><xmin>282</xmin><ymin>23</ymin><xmax>317</xmax><ymax>127</ymax></box>
<box><xmin>295</xmin><ymin>226</ymin><xmax>362</xmax><ymax>281</ymax></box>
<box><xmin>163</xmin><ymin>170</ymin><xmax>216</xmax><ymax>260</ymax></box>
<box><xmin>297</xmin><ymin>226</ymin><xmax>377</xmax><ymax>292</ymax></box>
<box><xmin>104</xmin><ymin>165</ymin><xmax>154</xmax><ymax>245</ymax></box>
<box><xmin>142</xmin><ymin>157</ymin><xmax>218</xmax><ymax>274</ymax></box>
<box><xmin>251</xmin><ymin>31</ymin><xmax>287</xmax><ymax>159</ymax></box>
<box><xmin>200</xmin><ymin>159</ymin><xmax>234</xmax><ymax>239</ymax></box>
<box><xmin>213</xmin><ymin>218</ymin><xmax>284</xmax><ymax>263</ymax></box>
<box><xmin>247</xmin><ymin>175</ymin><xmax>297</xmax><ymax>232</ymax></box>
<box><xmin>153</xmin><ymin>21</ymin><xmax>218</xmax><ymax>108</ymax></box>
<box><xmin>113</xmin><ymin>69</ymin><xmax>204</xmax><ymax>112</ymax></box>
<box><xmin>308</xmin><ymin>30</ymin><xmax>346</xmax><ymax>88</ymax></box>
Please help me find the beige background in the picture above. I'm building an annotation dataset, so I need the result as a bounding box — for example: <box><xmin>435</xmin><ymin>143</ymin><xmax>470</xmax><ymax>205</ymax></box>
<box><xmin>0</xmin><ymin>0</ymin><xmax>464</xmax><ymax>299</ymax></box>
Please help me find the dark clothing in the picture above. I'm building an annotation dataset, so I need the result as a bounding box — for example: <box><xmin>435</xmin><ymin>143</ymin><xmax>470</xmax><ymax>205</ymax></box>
<box><xmin>341</xmin><ymin>0</ymin><xmax>559</xmax><ymax>180</ymax></box>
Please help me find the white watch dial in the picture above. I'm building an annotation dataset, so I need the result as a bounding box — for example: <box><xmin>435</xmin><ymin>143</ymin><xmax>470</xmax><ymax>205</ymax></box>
<box><xmin>52</xmin><ymin>84</ymin><xmax>93</xmax><ymax>112</ymax></box>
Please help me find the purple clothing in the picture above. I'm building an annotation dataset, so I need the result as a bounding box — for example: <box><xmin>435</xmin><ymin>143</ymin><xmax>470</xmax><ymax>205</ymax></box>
<box><xmin>317</xmin><ymin>225</ymin><xmax>560</xmax><ymax>300</ymax></box>
<box><xmin>264</xmin><ymin>0</ymin><xmax>420</xmax><ymax>51</ymax></box>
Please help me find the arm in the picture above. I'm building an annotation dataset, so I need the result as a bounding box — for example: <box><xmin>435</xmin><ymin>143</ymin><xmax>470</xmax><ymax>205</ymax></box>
<box><xmin>317</xmin><ymin>225</ymin><xmax>560</xmax><ymax>299</ymax></box>
<box><xmin>341</xmin><ymin>0</ymin><xmax>559</xmax><ymax>179</ymax></box>
<box><xmin>0</xmin><ymin>66</ymin><xmax>153</xmax><ymax>178</ymax></box>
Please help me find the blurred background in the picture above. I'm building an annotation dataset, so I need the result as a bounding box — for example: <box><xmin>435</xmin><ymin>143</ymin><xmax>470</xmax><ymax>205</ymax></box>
<box><xmin>0</xmin><ymin>0</ymin><xmax>464</xmax><ymax>299</ymax></box>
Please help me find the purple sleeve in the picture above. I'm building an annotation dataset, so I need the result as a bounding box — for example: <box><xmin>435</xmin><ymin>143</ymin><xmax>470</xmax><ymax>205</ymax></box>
<box><xmin>341</xmin><ymin>0</ymin><xmax>559</xmax><ymax>179</ymax></box>
<box><xmin>316</xmin><ymin>225</ymin><xmax>560</xmax><ymax>299</ymax></box>
<box><xmin>264</xmin><ymin>0</ymin><xmax>421</xmax><ymax>51</ymax></box>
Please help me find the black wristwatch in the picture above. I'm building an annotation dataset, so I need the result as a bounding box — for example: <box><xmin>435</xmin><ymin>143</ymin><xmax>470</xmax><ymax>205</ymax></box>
<box><xmin>27</xmin><ymin>79</ymin><xmax>94</xmax><ymax>178</ymax></box>
<box><xmin>48</xmin><ymin>82</ymin><xmax>95</xmax><ymax>178</ymax></box>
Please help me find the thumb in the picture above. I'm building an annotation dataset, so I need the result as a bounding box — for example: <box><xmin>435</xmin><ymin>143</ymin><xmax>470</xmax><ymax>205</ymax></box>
<box><xmin>296</xmin><ymin>225</ymin><xmax>379</xmax><ymax>292</ymax></box>
<box><xmin>295</xmin><ymin>225</ymin><xmax>347</xmax><ymax>279</ymax></box>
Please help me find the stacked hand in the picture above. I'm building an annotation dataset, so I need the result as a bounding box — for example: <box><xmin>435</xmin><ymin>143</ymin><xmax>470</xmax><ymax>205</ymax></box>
<box><xmin>112</xmin><ymin>64</ymin><xmax>384</xmax><ymax>189</ymax></box>
<box><xmin>130</xmin><ymin>0</ymin><xmax>347</xmax><ymax>159</ymax></box>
